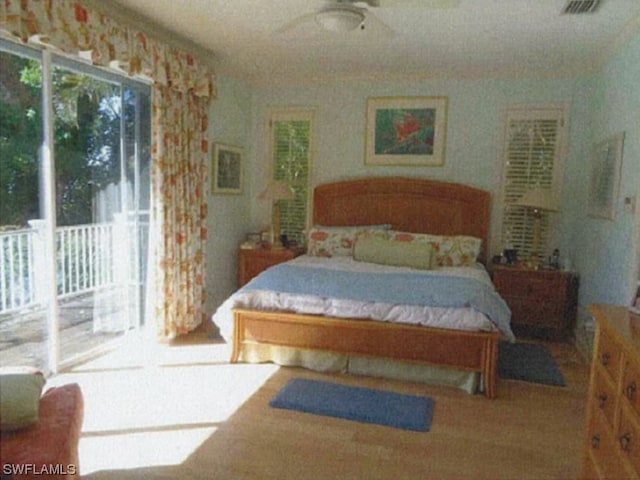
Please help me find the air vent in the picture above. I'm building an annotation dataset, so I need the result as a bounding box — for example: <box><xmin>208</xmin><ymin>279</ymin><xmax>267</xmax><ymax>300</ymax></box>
<box><xmin>562</xmin><ymin>0</ymin><xmax>600</xmax><ymax>14</ymax></box>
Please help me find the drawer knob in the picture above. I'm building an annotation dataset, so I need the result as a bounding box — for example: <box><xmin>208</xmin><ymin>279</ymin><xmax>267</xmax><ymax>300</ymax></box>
<box><xmin>598</xmin><ymin>393</ymin><xmax>607</xmax><ymax>408</ymax></box>
<box><xmin>591</xmin><ymin>434</ymin><xmax>600</xmax><ymax>449</ymax></box>
<box><xmin>620</xmin><ymin>432</ymin><xmax>632</xmax><ymax>452</ymax></box>
<box><xmin>600</xmin><ymin>352</ymin><xmax>610</xmax><ymax>366</ymax></box>
<box><xmin>625</xmin><ymin>381</ymin><xmax>637</xmax><ymax>401</ymax></box>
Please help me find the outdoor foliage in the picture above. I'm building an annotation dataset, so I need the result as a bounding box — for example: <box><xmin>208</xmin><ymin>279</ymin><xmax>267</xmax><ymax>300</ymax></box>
<box><xmin>0</xmin><ymin>51</ymin><xmax>123</xmax><ymax>227</ymax></box>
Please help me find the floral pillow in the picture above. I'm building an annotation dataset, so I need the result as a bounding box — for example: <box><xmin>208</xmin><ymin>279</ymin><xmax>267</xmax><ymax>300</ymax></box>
<box><xmin>307</xmin><ymin>225</ymin><xmax>390</xmax><ymax>257</ymax></box>
<box><xmin>388</xmin><ymin>231</ymin><xmax>482</xmax><ymax>267</ymax></box>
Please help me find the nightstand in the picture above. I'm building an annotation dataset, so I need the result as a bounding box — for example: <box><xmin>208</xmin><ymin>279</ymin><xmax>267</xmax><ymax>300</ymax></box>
<box><xmin>492</xmin><ymin>265</ymin><xmax>579</xmax><ymax>340</ymax></box>
<box><xmin>238</xmin><ymin>246</ymin><xmax>304</xmax><ymax>287</ymax></box>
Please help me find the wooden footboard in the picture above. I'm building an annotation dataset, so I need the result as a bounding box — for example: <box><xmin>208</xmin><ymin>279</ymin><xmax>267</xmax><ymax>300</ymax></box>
<box><xmin>231</xmin><ymin>308</ymin><xmax>499</xmax><ymax>399</ymax></box>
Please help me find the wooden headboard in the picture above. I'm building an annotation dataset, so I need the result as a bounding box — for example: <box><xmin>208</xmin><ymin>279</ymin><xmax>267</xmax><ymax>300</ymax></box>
<box><xmin>313</xmin><ymin>177</ymin><xmax>491</xmax><ymax>263</ymax></box>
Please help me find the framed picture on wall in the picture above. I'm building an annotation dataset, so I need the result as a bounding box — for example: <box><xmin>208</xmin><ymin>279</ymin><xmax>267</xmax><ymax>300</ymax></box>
<box><xmin>631</xmin><ymin>284</ymin><xmax>640</xmax><ymax>315</ymax></box>
<box><xmin>212</xmin><ymin>143</ymin><xmax>243</xmax><ymax>194</ymax></box>
<box><xmin>587</xmin><ymin>132</ymin><xmax>624</xmax><ymax>220</ymax></box>
<box><xmin>365</xmin><ymin>96</ymin><xmax>448</xmax><ymax>166</ymax></box>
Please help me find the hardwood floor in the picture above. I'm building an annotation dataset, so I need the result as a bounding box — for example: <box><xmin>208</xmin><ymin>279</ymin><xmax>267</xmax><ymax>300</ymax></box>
<box><xmin>50</xmin><ymin>327</ymin><xmax>591</xmax><ymax>480</ymax></box>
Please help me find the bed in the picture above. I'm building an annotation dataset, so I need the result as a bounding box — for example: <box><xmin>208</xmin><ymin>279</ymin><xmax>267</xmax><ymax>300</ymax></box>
<box><xmin>213</xmin><ymin>177</ymin><xmax>513</xmax><ymax>398</ymax></box>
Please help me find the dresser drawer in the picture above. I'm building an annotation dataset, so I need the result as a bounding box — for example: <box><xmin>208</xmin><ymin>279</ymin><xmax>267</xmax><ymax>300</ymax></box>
<box><xmin>587</xmin><ymin>410</ymin><xmax>630</xmax><ymax>480</ymax></box>
<box><xmin>618</xmin><ymin>404</ymin><xmax>640</xmax><ymax>475</ymax></box>
<box><xmin>596</xmin><ymin>328</ymin><xmax>623</xmax><ymax>383</ymax></box>
<box><xmin>623</xmin><ymin>358</ymin><xmax>640</xmax><ymax>417</ymax></box>
<box><xmin>593</xmin><ymin>367</ymin><xmax>618</xmax><ymax>428</ymax></box>
<box><xmin>581</xmin><ymin>452</ymin><xmax>600</xmax><ymax>480</ymax></box>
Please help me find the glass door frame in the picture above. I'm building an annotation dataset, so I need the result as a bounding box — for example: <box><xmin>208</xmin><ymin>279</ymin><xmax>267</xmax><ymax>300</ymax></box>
<box><xmin>0</xmin><ymin>39</ymin><xmax>151</xmax><ymax>374</ymax></box>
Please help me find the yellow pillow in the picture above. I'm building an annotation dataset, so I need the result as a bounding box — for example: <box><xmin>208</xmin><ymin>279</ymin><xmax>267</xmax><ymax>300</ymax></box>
<box><xmin>354</xmin><ymin>235</ymin><xmax>436</xmax><ymax>270</ymax></box>
<box><xmin>0</xmin><ymin>367</ymin><xmax>46</xmax><ymax>431</ymax></box>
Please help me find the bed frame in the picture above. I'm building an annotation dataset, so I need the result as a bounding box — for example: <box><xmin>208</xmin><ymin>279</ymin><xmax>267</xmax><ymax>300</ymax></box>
<box><xmin>231</xmin><ymin>177</ymin><xmax>500</xmax><ymax>398</ymax></box>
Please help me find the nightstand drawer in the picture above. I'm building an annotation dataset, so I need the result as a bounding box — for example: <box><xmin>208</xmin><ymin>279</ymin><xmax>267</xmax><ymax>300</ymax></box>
<box><xmin>494</xmin><ymin>271</ymin><xmax>565</xmax><ymax>300</ymax></box>
<box><xmin>492</xmin><ymin>266</ymin><xmax>578</xmax><ymax>339</ymax></box>
<box><xmin>238</xmin><ymin>247</ymin><xmax>304</xmax><ymax>287</ymax></box>
<box><xmin>505</xmin><ymin>299</ymin><xmax>562</xmax><ymax>326</ymax></box>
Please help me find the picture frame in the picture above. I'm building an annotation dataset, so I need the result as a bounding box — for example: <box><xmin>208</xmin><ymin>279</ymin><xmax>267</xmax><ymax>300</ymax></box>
<box><xmin>212</xmin><ymin>143</ymin><xmax>243</xmax><ymax>194</ymax></box>
<box><xmin>365</xmin><ymin>96</ymin><xmax>448</xmax><ymax>166</ymax></box>
<box><xmin>631</xmin><ymin>285</ymin><xmax>640</xmax><ymax>315</ymax></box>
<box><xmin>246</xmin><ymin>232</ymin><xmax>261</xmax><ymax>245</ymax></box>
<box><xmin>587</xmin><ymin>132</ymin><xmax>625</xmax><ymax>220</ymax></box>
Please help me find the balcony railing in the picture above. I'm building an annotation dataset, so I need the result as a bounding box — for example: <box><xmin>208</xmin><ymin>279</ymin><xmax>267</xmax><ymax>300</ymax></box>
<box><xmin>0</xmin><ymin>228</ymin><xmax>34</xmax><ymax>313</ymax></box>
<box><xmin>0</xmin><ymin>215</ymin><xmax>147</xmax><ymax>315</ymax></box>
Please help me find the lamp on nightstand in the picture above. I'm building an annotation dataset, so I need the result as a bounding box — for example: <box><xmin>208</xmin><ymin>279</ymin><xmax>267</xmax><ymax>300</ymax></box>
<box><xmin>259</xmin><ymin>180</ymin><xmax>295</xmax><ymax>249</ymax></box>
<box><xmin>516</xmin><ymin>188</ymin><xmax>560</xmax><ymax>270</ymax></box>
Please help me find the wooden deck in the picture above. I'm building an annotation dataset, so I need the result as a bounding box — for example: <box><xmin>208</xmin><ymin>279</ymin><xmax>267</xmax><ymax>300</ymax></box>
<box><xmin>0</xmin><ymin>292</ymin><xmax>129</xmax><ymax>369</ymax></box>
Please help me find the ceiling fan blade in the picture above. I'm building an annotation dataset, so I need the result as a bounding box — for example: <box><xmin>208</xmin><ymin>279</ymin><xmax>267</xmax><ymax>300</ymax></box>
<box><xmin>275</xmin><ymin>12</ymin><xmax>317</xmax><ymax>35</ymax></box>
<box><xmin>362</xmin><ymin>11</ymin><xmax>395</xmax><ymax>39</ymax></box>
<box><xmin>375</xmin><ymin>0</ymin><xmax>461</xmax><ymax>8</ymax></box>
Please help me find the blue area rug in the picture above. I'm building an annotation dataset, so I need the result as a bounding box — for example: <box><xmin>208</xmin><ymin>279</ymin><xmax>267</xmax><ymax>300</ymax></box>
<box><xmin>498</xmin><ymin>341</ymin><xmax>566</xmax><ymax>386</ymax></box>
<box><xmin>270</xmin><ymin>378</ymin><xmax>434</xmax><ymax>432</ymax></box>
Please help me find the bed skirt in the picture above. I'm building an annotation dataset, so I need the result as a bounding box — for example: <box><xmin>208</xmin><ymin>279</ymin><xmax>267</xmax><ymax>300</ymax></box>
<box><xmin>236</xmin><ymin>343</ymin><xmax>480</xmax><ymax>394</ymax></box>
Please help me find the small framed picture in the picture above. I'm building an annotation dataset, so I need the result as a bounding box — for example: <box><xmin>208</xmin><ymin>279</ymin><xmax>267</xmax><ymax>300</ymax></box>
<box><xmin>588</xmin><ymin>133</ymin><xmax>624</xmax><ymax>220</ymax></box>
<box><xmin>212</xmin><ymin>143</ymin><xmax>243</xmax><ymax>194</ymax></box>
<box><xmin>246</xmin><ymin>232</ymin><xmax>261</xmax><ymax>244</ymax></box>
<box><xmin>631</xmin><ymin>285</ymin><xmax>640</xmax><ymax>315</ymax></box>
<box><xmin>241</xmin><ymin>232</ymin><xmax>262</xmax><ymax>250</ymax></box>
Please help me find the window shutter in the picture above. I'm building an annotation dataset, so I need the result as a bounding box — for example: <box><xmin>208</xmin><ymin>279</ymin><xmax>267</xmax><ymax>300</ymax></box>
<box><xmin>500</xmin><ymin>107</ymin><xmax>565</xmax><ymax>260</ymax></box>
<box><xmin>270</xmin><ymin>110</ymin><xmax>313</xmax><ymax>244</ymax></box>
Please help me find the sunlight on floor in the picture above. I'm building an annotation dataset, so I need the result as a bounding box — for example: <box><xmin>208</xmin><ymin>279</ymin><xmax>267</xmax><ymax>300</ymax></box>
<box><xmin>49</xmin><ymin>332</ymin><xmax>280</xmax><ymax>475</ymax></box>
<box><xmin>80</xmin><ymin>427</ymin><xmax>217</xmax><ymax>473</ymax></box>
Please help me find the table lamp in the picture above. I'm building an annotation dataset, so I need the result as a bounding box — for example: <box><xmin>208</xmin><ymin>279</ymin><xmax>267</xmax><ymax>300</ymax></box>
<box><xmin>259</xmin><ymin>180</ymin><xmax>295</xmax><ymax>249</ymax></box>
<box><xmin>515</xmin><ymin>188</ymin><xmax>560</xmax><ymax>269</ymax></box>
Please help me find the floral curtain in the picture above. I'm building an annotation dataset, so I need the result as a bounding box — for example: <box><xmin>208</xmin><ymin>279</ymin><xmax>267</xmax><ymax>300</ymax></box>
<box><xmin>1</xmin><ymin>0</ymin><xmax>215</xmax><ymax>339</ymax></box>
<box><xmin>151</xmin><ymin>85</ymin><xmax>209</xmax><ymax>338</ymax></box>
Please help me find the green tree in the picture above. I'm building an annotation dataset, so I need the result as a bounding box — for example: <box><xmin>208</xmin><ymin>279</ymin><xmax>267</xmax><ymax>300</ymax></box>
<box><xmin>0</xmin><ymin>52</ymin><xmax>123</xmax><ymax>227</ymax></box>
<box><xmin>0</xmin><ymin>52</ymin><xmax>42</xmax><ymax>227</ymax></box>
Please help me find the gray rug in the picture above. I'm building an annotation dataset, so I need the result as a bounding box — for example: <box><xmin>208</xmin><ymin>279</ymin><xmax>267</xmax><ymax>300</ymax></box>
<box><xmin>498</xmin><ymin>341</ymin><xmax>566</xmax><ymax>386</ymax></box>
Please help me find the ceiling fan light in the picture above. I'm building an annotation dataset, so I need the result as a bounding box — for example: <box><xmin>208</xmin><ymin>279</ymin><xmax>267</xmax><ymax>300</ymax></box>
<box><xmin>315</xmin><ymin>8</ymin><xmax>365</xmax><ymax>32</ymax></box>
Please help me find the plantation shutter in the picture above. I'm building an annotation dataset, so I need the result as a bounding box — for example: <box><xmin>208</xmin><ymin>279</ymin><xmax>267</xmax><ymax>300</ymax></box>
<box><xmin>270</xmin><ymin>110</ymin><xmax>313</xmax><ymax>245</ymax></box>
<box><xmin>500</xmin><ymin>106</ymin><xmax>566</xmax><ymax>260</ymax></box>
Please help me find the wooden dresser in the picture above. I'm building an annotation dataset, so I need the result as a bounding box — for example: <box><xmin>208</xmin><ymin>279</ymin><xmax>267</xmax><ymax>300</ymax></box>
<box><xmin>492</xmin><ymin>265</ymin><xmax>579</xmax><ymax>339</ymax></box>
<box><xmin>582</xmin><ymin>304</ymin><xmax>640</xmax><ymax>480</ymax></box>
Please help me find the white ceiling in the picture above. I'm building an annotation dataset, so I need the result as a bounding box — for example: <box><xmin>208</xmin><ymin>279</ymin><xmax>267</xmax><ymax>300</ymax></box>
<box><xmin>108</xmin><ymin>0</ymin><xmax>640</xmax><ymax>85</ymax></box>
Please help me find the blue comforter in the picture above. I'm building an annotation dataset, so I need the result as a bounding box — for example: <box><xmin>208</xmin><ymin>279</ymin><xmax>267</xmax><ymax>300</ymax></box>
<box><xmin>241</xmin><ymin>263</ymin><xmax>513</xmax><ymax>339</ymax></box>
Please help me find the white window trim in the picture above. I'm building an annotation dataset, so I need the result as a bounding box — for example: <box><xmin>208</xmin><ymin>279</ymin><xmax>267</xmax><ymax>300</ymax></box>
<box><xmin>267</xmin><ymin>107</ymin><xmax>316</xmax><ymax>241</ymax></box>
<box><xmin>493</xmin><ymin>103</ymin><xmax>570</xmax><ymax>259</ymax></box>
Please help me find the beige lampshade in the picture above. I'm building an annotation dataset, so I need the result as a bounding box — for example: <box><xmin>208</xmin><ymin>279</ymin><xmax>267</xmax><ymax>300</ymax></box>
<box><xmin>259</xmin><ymin>181</ymin><xmax>295</xmax><ymax>201</ymax></box>
<box><xmin>516</xmin><ymin>188</ymin><xmax>560</xmax><ymax>212</ymax></box>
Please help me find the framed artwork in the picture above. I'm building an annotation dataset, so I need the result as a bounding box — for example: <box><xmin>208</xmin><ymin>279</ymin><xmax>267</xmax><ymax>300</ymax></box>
<box><xmin>365</xmin><ymin>96</ymin><xmax>448</xmax><ymax>166</ymax></box>
<box><xmin>212</xmin><ymin>143</ymin><xmax>243</xmax><ymax>194</ymax></box>
<box><xmin>631</xmin><ymin>284</ymin><xmax>640</xmax><ymax>315</ymax></box>
<box><xmin>588</xmin><ymin>132</ymin><xmax>624</xmax><ymax>220</ymax></box>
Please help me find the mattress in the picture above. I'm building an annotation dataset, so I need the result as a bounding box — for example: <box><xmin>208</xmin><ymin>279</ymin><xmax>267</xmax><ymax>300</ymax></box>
<box><xmin>213</xmin><ymin>254</ymin><xmax>513</xmax><ymax>342</ymax></box>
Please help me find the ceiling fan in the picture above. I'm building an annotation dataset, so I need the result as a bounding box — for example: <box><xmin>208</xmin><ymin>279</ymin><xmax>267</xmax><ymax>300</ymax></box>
<box><xmin>277</xmin><ymin>0</ymin><xmax>461</xmax><ymax>36</ymax></box>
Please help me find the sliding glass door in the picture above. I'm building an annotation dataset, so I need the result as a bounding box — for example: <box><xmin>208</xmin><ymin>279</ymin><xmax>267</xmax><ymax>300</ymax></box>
<box><xmin>0</xmin><ymin>46</ymin><xmax>47</xmax><ymax>370</ymax></box>
<box><xmin>0</xmin><ymin>40</ymin><xmax>150</xmax><ymax>372</ymax></box>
